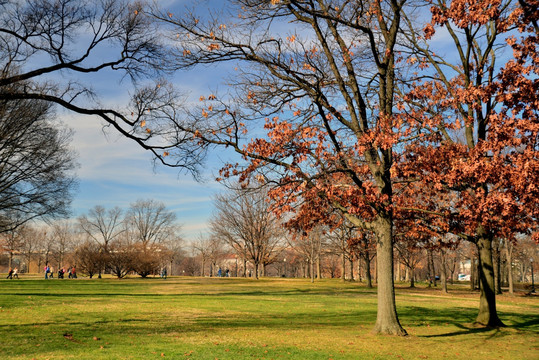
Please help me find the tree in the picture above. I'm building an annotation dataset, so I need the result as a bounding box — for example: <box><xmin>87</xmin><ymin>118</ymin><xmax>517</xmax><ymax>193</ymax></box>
<box><xmin>49</xmin><ymin>220</ymin><xmax>76</xmax><ymax>269</ymax></box>
<box><xmin>399</xmin><ymin>0</ymin><xmax>538</xmax><ymax>327</ymax></box>
<box><xmin>210</xmin><ymin>187</ymin><xmax>284</xmax><ymax>279</ymax></box>
<box><xmin>159</xmin><ymin>0</ymin><xmax>412</xmax><ymax>335</ymax></box>
<box><xmin>0</xmin><ymin>97</ymin><xmax>77</xmax><ymax>232</ymax></box>
<box><xmin>78</xmin><ymin>205</ymin><xmax>125</xmax><ymax>277</ymax></box>
<box><xmin>0</xmin><ymin>0</ymin><xmax>203</xmax><ymax>174</ymax></box>
<box><xmin>74</xmin><ymin>241</ymin><xmax>102</xmax><ymax>278</ymax></box>
<box><xmin>126</xmin><ymin>199</ymin><xmax>180</xmax><ymax>249</ymax></box>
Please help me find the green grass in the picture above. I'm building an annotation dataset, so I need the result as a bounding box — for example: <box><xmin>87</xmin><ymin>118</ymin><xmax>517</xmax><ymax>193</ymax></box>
<box><xmin>0</xmin><ymin>276</ymin><xmax>537</xmax><ymax>359</ymax></box>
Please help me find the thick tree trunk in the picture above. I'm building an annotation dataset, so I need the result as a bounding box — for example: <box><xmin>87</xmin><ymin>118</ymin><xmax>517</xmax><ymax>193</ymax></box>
<box><xmin>409</xmin><ymin>267</ymin><xmax>415</xmax><ymax>288</ymax></box>
<box><xmin>475</xmin><ymin>236</ymin><xmax>505</xmax><ymax>327</ymax></box>
<box><xmin>372</xmin><ymin>217</ymin><xmax>407</xmax><ymax>335</ymax></box>
<box><xmin>440</xmin><ymin>250</ymin><xmax>448</xmax><ymax>293</ymax></box>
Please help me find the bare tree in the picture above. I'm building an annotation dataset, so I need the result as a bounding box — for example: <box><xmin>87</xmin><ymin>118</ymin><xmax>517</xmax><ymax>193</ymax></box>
<box><xmin>210</xmin><ymin>187</ymin><xmax>284</xmax><ymax>279</ymax></box>
<box><xmin>78</xmin><ymin>206</ymin><xmax>125</xmax><ymax>253</ymax></box>
<box><xmin>126</xmin><ymin>199</ymin><xmax>179</xmax><ymax>248</ymax></box>
<box><xmin>0</xmin><ymin>97</ymin><xmax>77</xmax><ymax>232</ymax></box>
<box><xmin>0</xmin><ymin>0</ymin><xmax>196</xmax><ymax>172</ymax></box>
<box><xmin>49</xmin><ymin>220</ymin><xmax>76</xmax><ymax>269</ymax></box>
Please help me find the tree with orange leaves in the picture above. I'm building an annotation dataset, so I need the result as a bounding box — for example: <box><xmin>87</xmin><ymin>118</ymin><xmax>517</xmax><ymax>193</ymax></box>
<box><xmin>158</xmin><ymin>0</ymin><xmax>412</xmax><ymax>335</ymax></box>
<box><xmin>398</xmin><ymin>0</ymin><xmax>538</xmax><ymax>327</ymax></box>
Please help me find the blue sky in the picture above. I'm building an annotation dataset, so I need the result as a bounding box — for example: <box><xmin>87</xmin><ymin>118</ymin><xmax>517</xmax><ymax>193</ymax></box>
<box><xmin>60</xmin><ymin>2</ymin><xmax>232</xmax><ymax>241</ymax></box>
<box><xmin>66</xmin><ymin>110</ymin><xmax>223</xmax><ymax>241</ymax></box>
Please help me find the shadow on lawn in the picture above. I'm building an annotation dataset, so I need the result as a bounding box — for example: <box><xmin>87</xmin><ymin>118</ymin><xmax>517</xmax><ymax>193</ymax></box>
<box><xmin>402</xmin><ymin>305</ymin><xmax>539</xmax><ymax>338</ymax></box>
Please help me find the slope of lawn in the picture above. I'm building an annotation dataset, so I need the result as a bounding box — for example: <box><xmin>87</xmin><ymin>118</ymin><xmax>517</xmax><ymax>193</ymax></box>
<box><xmin>0</xmin><ymin>276</ymin><xmax>537</xmax><ymax>359</ymax></box>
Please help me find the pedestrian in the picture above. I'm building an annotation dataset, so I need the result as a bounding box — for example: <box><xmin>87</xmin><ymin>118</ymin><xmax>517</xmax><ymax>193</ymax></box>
<box><xmin>67</xmin><ymin>267</ymin><xmax>72</xmax><ymax>279</ymax></box>
<box><xmin>44</xmin><ymin>264</ymin><xmax>49</xmax><ymax>279</ymax></box>
<box><xmin>71</xmin><ymin>266</ymin><xmax>77</xmax><ymax>279</ymax></box>
<box><xmin>49</xmin><ymin>266</ymin><xmax>54</xmax><ymax>279</ymax></box>
<box><xmin>218</xmin><ymin>268</ymin><xmax>222</xmax><ymax>277</ymax></box>
<box><xmin>12</xmin><ymin>268</ymin><xmax>18</xmax><ymax>279</ymax></box>
<box><xmin>225</xmin><ymin>269</ymin><xmax>230</xmax><ymax>277</ymax></box>
<box><xmin>6</xmin><ymin>268</ymin><xmax>13</xmax><ymax>279</ymax></box>
<box><xmin>161</xmin><ymin>267</ymin><xmax>167</xmax><ymax>279</ymax></box>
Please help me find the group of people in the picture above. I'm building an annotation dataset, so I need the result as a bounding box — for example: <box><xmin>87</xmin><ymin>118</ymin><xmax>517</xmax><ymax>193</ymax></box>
<box><xmin>217</xmin><ymin>268</ymin><xmax>230</xmax><ymax>277</ymax></box>
<box><xmin>6</xmin><ymin>267</ymin><xmax>18</xmax><ymax>279</ymax></box>
<box><xmin>44</xmin><ymin>264</ymin><xmax>76</xmax><ymax>279</ymax></box>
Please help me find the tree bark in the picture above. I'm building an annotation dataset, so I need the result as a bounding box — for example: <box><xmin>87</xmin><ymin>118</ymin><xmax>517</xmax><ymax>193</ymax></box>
<box><xmin>506</xmin><ymin>241</ymin><xmax>514</xmax><ymax>295</ymax></box>
<box><xmin>470</xmin><ymin>251</ymin><xmax>476</xmax><ymax>290</ymax></box>
<box><xmin>475</xmin><ymin>236</ymin><xmax>505</xmax><ymax>327</ymax></box>
<box><xmin>341</xmin><ymin>251</ymin><xmax>346</xmax><ymax>281</ymax></box>
<box><xmin>409</xmin><ymin>267</ymin><xmax>415</xmax><ymax>288</ymax></box>
<box><xmin>365</xmin><ymin>254</ymin><xmax>373</xmax><ymax>288</ymax></box>
<box><xmin>440</xmin><ymin>249</ymin><xmax>448</xmax><ymax>293</ymax></box>
<box><xmin>494</xmin><ymin>245</ymin><xmax>502</xmax><ymax>295</ymax></box>
<box><xmin>372</xmin><ymin>217</ymin><xmax>407</xmax><ymax>335</ymax></box>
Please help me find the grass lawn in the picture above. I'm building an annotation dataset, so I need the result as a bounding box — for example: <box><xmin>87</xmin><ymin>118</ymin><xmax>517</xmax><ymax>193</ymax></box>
<box><xmin>0</xmin><ymin>276</ymin><xmax>537</xmax><ymax>359</ymax></box>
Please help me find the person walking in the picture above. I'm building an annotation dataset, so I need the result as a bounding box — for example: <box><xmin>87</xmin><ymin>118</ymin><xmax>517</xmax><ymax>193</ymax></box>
<box><xmin>6</xmin><ymin>268</ymin><xmax>13</xmax><ymax>279</ymax></box>
<box><xmin>12</xmin><ymin>268</ymin><xmax>18</xmax><ymax>279</ymax></box>
<box><xmin>44</xmin><ymin>264</ymin><xmax>49</xmax><ymax>279</ymax></box>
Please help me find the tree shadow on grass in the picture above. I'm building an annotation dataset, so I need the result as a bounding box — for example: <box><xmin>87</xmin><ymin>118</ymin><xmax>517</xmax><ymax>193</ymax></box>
<box><xmin>402</xmin><ymin>305</ymin><xmax>539</xmax><ymax>338</ymax></box>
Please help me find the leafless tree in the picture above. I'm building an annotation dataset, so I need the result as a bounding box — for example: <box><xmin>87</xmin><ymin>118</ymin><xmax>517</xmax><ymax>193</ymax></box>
<box><xmin>210</xmin><ymin>187</ymin><xmax>284</xmax><ymax>279</ymax></box>
<box><xmin>126</xmin><ymin>199</ymin><xmax>179</xmax><ymax>248</ymax></box>
<box><xmin>49</xmin><ymin>220</ymin><xmax>77</xmax><ymax>269</ymax></box>
<box><xmin>0</xmin><ymin>97</ymin><xmax>77</xmax><ymax>232</ymax></box>
<box><xmin>78</xmin><ymin>206</ymin><xmax>125</xmax><ymax>252</ymax></box>
<box><xmin>0</xmin><ymin>0</ymin><xmax>198</xmax><ymax>172</ymax></box>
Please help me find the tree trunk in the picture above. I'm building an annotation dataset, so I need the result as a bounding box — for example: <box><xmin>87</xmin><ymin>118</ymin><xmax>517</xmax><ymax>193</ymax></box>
<box><xmin>494</xmin><ymin>245</ymin><xmax>502</xmax><ymax>295</ymax></box>
<box><xmin>440</xmin><ymin>249</ymin><xmax>448</xmax><ymax>293</ymax></box>
<box><xmin>371</xmin><ymin>217</ymin><xmax>407</xmax><ymax>335</ymax></box>
<box><xmin>475</xmin><ymin>236</ymin><xmax>505</xmax><ymax>327</ymax></box>
<box><xmin>349</xmin><ymin>258</ymin><xmax>354</xmax><ymax>281</ymax></box>
<box><xmin>409</xmin><ymin>267</ymin><xmax>415</xmax><ymax>288</ymax></box>
<box><xmin>470</xmin><ymin>252</ymin><xmax>476</xmax><ymax>290</ymax></box>
<box><xmin>506</xmin><ymin>241</ymin><xmax>514</xmax><ymax>295</ymax></box>
<box><xmin>317</xmin><ymin>256</ymin><xmax>321</xmax><ymax>280</ymax></box>
<box><xmin>430</xmin><ymin>250</ymin><xmax>437</xmax><ymax>287</ymax></box>
<box><xmin>341</xmin><ymin>252</ymin><xmax>346</xmax><ymax>281</ymax></box>
<box><xmin>201</xmin><ymin>258</ymin><xmax>205</xmax><ymax>277</ymax></box>
<box><xmin>365</xmin><ymin>254</ymin><xmax>373</xmax><ymax>288</ymax></box>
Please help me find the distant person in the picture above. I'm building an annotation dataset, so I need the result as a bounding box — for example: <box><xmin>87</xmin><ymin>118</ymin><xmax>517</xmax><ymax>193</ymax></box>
<box><xmin>71</xmin><ymin>266</ymin><xmax>77</xmax><ymax>279</ymax></box>
<box><xmin>58</xmin><ymin>268</ymin><xmax>64</xmax><ymax>279</ymax></box>
<box><xmin>6</xmin><ymin>268</ymin><xmax>13</xmax><ymax>279</ymax></box>
<box><xmin>218</xmin><ymin>268</ymin><xmax>222</xmax><ymax>277</ymax></box>
<box><xmin>49</xmin><ymin>266</ymin><xmax>54</xmax><ymax>279</ymax></box>
<box><xmin>161</xmin><ymin>267</ymin><xmax>167</xmax><ymax>279</ymax></box>
<box><xmin>67</xmin><ymin>267</ymin><xmax>72</xmax><ymax>279</ymax></box>
<box><xmin>225</xmin><ymin>269</ymin><xmax>230</xmax><ymax>277</ymax></box>
<box><xmin>44</xmin><ymin>264</ymin><xmax>50</xmax><ymax>279</ymax></box>
<box><xmin>12</xmin><ymin>268</ymin><xmax>18</xmax><ymax>279</ymax></box>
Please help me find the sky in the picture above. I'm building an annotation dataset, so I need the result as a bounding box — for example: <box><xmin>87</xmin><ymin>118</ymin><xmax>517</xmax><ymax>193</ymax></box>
<box><xmin>66</xmin><ymin>111</ymin><xmax>223</xmax><ymax>242</ymax></box>
<box><xmin>45</xmin><ymin>0</ymin><xmax>456</xmax><ymax>243</ymax></box>
<box><xmin>58</xmin><ymin>1</ymin><xmax>233</xmax><ymax>242</ymax></box>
